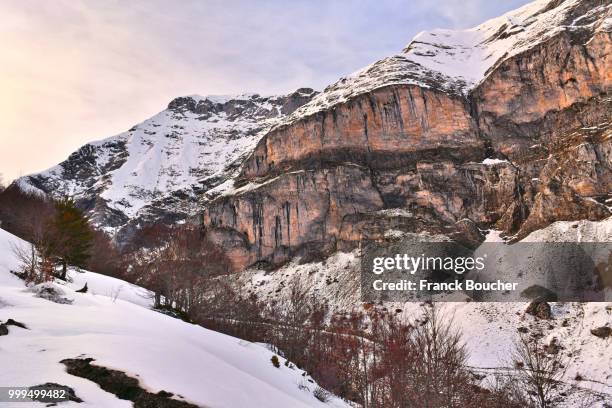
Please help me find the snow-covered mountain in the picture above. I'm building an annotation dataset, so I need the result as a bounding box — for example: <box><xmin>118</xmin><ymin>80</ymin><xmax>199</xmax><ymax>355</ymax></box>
<box><xmin>205</xmin><ymin>0</ymin><xmax>611</xmax><ymax>270</ymax></box>
<box><xmin>0</xmin><ymin>227</ymin><xmax>349</xmax><ymax>408</ymax></box>
<box><xmin>279</xmin><ymin>0</ymin><xmax>611</xmax><ymax>124</ymax></box>
<box><xmin>14</xmin><ymin>89</ymin><xmax>316</xmax><ymax>240</ymax></box>
<box><xmin>11</xmin><ymin>0</ymin><xmax>610</xmax><ymax>247</ymax></box>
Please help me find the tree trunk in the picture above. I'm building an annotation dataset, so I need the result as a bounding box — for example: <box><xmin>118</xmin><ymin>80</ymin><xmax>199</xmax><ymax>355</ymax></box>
<box><xmin>59</xmin><ymin>260</ymin><xmax>67</xmax><ymax>280</ymax></box>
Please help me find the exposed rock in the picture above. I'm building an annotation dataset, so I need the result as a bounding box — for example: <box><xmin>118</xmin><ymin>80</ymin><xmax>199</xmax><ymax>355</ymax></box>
<box><xmin>526</xmin><ymin>301</ymin><xmax>552</xmax><ymax>320</ymax></box>
<box><xmin>240</xmin><ymin>85</ymin><xmax>484</xmax><ymax>180</ymax></box>
<box><xmin>590</xmin><ymin>326</ymin><xmax>612</xmax><ymax>339</ymax></box>
<box><xmin>204</xmin><ymin>165</ymin><xmax>383</xmax><ymax>270</ymax></box>
<box><xmin>521</xmin><ymin>285</ymin><xmax>559</xmax><ymax>302</ymax></box>
<box><xmin>61</xmin><ymin>358</ymin><xmax>199</xmax><ymax>407</ymax></box>
<box><xmin>0</xmin><ymin>324</ymin><xmax>8</xmax><ymax>336</ymax></box>
<box><xmin>75</xmin><ymin>283</ymin><xmax>88</xmax><ymax>293</ymax></box>
<box><xmin>29</xmin><ymin>383</ymin><xmax>82</xmax><ymax>404</ymax></box>
<box><xmin>5</xmin><ymin>318</ymin><xmax>28</xmax><ymax>329</ymax></box>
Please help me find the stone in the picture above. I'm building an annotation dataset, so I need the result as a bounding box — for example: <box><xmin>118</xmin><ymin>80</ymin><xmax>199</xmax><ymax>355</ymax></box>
<box><xmin>526</xmin><ymin>301</ymin><xmax>552</xmax><ymax>320</ymax></box>
<box><xmin>5</xmin><ymin>319</ymin><xmax>27</xmax><ymax>329</ymax></box>
<box><xmin>590</xmin><ymin>326</ymin><xmax>612</xmax><ymax>339</ymax></box>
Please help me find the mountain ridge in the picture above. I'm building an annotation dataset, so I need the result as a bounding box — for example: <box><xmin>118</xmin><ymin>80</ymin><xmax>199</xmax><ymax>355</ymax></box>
<box><xmin>13</xmin><ymin>89</ymin><xmax>317</xmax><ymax>241</ymax></box>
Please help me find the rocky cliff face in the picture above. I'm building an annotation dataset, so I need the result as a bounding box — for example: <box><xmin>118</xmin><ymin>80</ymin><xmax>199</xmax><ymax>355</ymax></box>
<box><xmin>203</xmin><ymin>0</ymin><xmax>611</xmax><ymax>271</ymax></box>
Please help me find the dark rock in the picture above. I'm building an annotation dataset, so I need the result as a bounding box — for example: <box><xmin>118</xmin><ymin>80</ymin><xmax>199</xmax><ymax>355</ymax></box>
<box><xmin>61</xmin><ymin>358</ymin><xmax>198</xmax><ymax>407</ymax></box>
<box><xmin>6</xmin><ymin>319</ymin><xmax>28</xmax><ymax>329</ymax></box>
<box><xmin>526</xmin><ymin>301</ymin><xmax>552</xmax><ymax>320</ymax></box>
<box><xmin>75</xmin><ymin>283</ymin><xmax>88</xmax><ymax>293</ymax></box>
<box><xmin>590</xmin><ymin>326</ymin><xmax>612</xmax><ymax>339</ymax></box>
<box><xmin>521</xmin><ymin>285</ymin><xmax>558</xmax><ymax>302</ymax></box>
<box><xmin>29</xmin><ymin>383</ymin><xmax>82</xmax><ymax>403</ymax></box>
<box><xmin>0</xmin><ymin>324</ymin><xmax>8</xmax><ymax>336</ymax></box>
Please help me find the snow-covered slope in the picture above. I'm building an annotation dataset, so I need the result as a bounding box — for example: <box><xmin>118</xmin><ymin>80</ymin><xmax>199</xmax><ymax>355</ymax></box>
<box><xmin>279</xmin><ymin>0</ymin><xmax>611</xmax><ymax>125</ymax></box>
<box><xmin>15</xmin><ymin>89</ymin><xmax>316</xmax><ymax>237</ymax></box>
<box><xmin>227</xmin><ymin>218</ymin><xmax>612</xmax><ymax>404</ymax></box>
<box><xmin>0</xmin><ymin>228</ymin><xmax>349</xmax><ymax>408</ymax></box>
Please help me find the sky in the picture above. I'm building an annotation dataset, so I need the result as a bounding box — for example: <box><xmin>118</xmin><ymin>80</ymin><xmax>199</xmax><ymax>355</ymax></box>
<box><xmin>0</xmin><ymin>0</ymin><xmax>530</xmax><ymax>184</ymax></box>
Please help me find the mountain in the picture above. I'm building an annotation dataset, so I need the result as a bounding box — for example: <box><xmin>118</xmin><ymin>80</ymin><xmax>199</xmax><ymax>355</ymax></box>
<box><xmin>2</xmin><ymin>0</ymin><xmax>611</xmax><ymax>405</ymax></box>
<box><xmin>14</xmin><ymin>89</ymin><xmax>317</xmax><ymax>242</ymax></box>
<box><xmin>0</xmin><ymin>227</ymin><xmax>349</xmax><ymax>408</ymax></box>
<box><xmin>203</xmin><ymin>0</ymin><xmax>611</xmax><ymax>270</ymax></box>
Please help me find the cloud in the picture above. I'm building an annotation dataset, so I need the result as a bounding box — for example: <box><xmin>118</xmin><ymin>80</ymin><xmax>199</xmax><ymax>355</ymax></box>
<box><xmin>0</xmin><ymin>0</ymin><xmax>530</xmax><ymax>182</ymax></box>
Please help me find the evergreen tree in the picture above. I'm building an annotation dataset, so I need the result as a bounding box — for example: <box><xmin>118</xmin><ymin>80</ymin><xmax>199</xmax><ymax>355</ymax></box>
<box><xmin>48</xmin><ymin>198</ymin><xmax>93</xmax><ymax>280</ymax></box>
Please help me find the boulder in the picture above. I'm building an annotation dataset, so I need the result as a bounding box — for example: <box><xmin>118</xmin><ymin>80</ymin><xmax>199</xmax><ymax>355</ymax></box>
<box><xmin>526</xmin><ymin>301</ymin><xmax>552</xmax><ymax>320</ymax></box>
<box><xmin>590</xmin><ymin>326</ymin><xmax>612</xmax><ymax>339</ymax></box>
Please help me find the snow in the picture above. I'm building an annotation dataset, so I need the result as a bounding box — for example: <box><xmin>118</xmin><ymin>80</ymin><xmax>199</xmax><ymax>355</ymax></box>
<box><xmin>521</xmin><ymin>216</ymin><xmax>612</xmax><ymax>242</ymax></box>
<box><xmin>14</xmin><ymin>92</ymin><xmax>308</xmax><ymax>234</ymax></box>
<box><xmin>229</xmin><ymin>217</ymin><xmax>612</xmax><ymax>404</ymax></box>
<box><xmin>0</xmin><ymin>228</ymin><xmax>350</xmax><ymax>408</ymax></box>
<box><xmin>482</xmin><ymin>158</ymin><xmax>510</xmax><ymax>165</ymax></box>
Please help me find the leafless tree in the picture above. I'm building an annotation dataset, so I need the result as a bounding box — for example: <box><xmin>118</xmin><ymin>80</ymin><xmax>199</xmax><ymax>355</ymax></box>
<box><xmin>511</xmin><ymin>333</ymin><xmax>568</xmax><ymax>408</ymax></box>
<box><xmin>128</xmin><ymin>224</ymin><xmax>231</xmax><ymax>318</ymax></box>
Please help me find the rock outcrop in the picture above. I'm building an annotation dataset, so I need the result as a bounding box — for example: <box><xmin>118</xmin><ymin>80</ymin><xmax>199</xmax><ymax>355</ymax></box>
<box><xmin>203</xmin><ymin>0</ymin><xmax>611</xmax><ymax>271</ymax></box>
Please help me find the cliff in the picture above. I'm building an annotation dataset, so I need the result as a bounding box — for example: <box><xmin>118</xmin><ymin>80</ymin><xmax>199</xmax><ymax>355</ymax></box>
<box><xmin>203</xmin><ymin>0</ymin><xmax>611</xmax><ymax>271</ymax></box>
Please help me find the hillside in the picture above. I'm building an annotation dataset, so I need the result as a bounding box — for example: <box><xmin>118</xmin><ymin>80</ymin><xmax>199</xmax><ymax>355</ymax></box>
<box><xmin>0</xmin><ymin>228</ymin><xmax>349</xmax><ymax>408</ymax></box>
<box><xmin>223</xmin><ymin>217</ymin><xmax>612</xmax><ymax>405</ymax></box>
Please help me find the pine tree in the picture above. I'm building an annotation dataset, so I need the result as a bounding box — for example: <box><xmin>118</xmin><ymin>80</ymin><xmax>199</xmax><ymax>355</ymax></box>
<box><xmin>48</xmin><ymin>198</ymin><xmax>93</xmax><ymax>280</ymax></box>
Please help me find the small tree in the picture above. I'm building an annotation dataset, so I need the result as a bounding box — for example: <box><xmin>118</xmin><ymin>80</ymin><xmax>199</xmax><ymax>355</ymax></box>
<box><xmin>512</xmin><ymin>334</ymin><xmax>567</xmax><ymax>408</ymax></box>
<box><xmin>48</xmin><ymin>198</ymin><xmax>93</xmax><ymax>280</ymax></box>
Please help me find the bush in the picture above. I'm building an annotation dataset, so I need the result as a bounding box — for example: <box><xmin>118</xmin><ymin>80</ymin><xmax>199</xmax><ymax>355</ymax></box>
<box><xmin>271</xmin><ymin>355</ymin><xmax>280</xmax><ymax>368</ymax></box>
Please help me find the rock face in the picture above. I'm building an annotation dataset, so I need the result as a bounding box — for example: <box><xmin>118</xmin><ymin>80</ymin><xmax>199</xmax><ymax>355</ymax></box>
<box><xmin>12</xmin><ymin>89</ymin><xmax>317</xmax><ymax>243</ymax></box>
<box><xmin>203</xmin><ymin>0</ymin><xmax>612</xmax><ymax>271</ymax></box>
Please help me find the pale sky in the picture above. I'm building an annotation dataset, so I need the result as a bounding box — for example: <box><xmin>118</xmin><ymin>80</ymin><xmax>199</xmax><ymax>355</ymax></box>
<box><xmin>0</xmin><ymin>0</ymin><xmax>530</xmax><ymax>184</ymax></box>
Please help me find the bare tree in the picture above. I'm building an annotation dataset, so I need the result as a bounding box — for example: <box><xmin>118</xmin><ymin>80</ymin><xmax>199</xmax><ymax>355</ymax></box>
<box><xmin>128</xmin><ymin>224</ymin><xmax>231</xmax><ymax>317</ymax></box>
<box><xmin>512</xmin><ymin>334</ymin><xmax>568</xmax><ymax>408</ymax></box>
<box><xmin>11</xmin><ymin>238</ymin><xmax>54</xmax><ymax>284</ymax></box>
